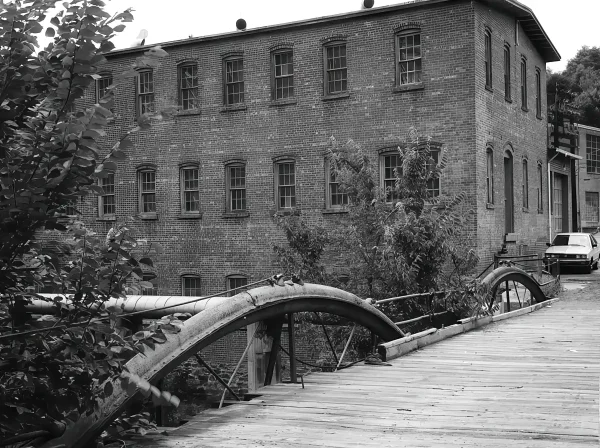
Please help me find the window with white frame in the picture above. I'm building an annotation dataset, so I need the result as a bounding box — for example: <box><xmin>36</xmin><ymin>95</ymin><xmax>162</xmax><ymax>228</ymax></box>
<box><xmin>323</xmin><ymin>42</ymin><xmax>348</xmax><ymax>95</ymax></box>
<box><xmin>585</xmin><ymin>192</ymin><xmax>599</xmax><ymax>223</ymax></box>
<box><xmin>182</xmin><ymin>276</ymin><xmax>201</xmax><ymax>296</ymax></box>
<box><xmin>137</xmin><ymin>70</ymin><xmax>155</xmax><ymax>114</ymax></box>
<box><xmin>96</xmin><ymin>75</ymin><xmax>113</xmax><ymax>102</ymax></box>
<box><xmin>99</xmin><ymin>172</ymin><xmax>116</xmax><ymax>218</ymax></box>
<box><xmin>226</xmin><ymin>163</ymin><xmax>247</xmax><ymax>212</ymax></box>
<box><xmin>325</xmin><ymin>159</ymin><xmax>348</xmax><ymax>209</ymax></box>
<box><xmin>586</xmin><ymin>134</ymin><xmax>600</xmax><ymax>174</ymax></box>
<box><xmin>426</xmin><ymin>147</ymin><xmax>441</xmax><ymax>198</ymax></box>
<box><xmin>138</xmin><ymin>168</ymin><xmax>156</xmax><ymax>215</ymax></box>
<box><xmin>275</xmin><ymin>160</ymin><xmax>296</xmax><ymax>210</ymax></box>
<box><xmin>178</xmin><ymin>63</ymin><xmax>199</xmax><ymax>110</ymax></box>
<box><xmin>224</xmin><ymin>56</ymin><xmax>244</xmax><ymax>105</ymax></box>
<box><xmin>272</xmin><ymin>50</ymin><xmax>294</xmax><ymax>100</ymax></box>
<box><xmin>180</xmin><ymin>165</ymin><xmax>200</xmax><ymax>215</ymax></box>
<box><xmin>380</xmin><ymin>152</ymin><xmax>402</xmax><ymax>202</ymax></box>
<box><xmin>141</xmin><ymin>273</ymin><xmax>158</xmax><ymax>296</ymax></box>
<box><xmin>396</xmin><ymin>30</ymin><xmax>422</xmax><ymax>85</ymax></box>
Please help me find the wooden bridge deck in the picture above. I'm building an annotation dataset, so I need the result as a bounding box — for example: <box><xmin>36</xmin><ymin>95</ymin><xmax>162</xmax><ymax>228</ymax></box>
<box><xmin>133</xmin><ymin>294</ymin><xmax>599</xmax><ymax>447</ymax></box>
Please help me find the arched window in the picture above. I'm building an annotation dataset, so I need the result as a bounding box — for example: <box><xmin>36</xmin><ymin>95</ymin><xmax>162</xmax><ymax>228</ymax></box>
<box><xmin>537</xmin><ymin>162</ymin><xmax>543</xmax><ymax>213</ymax></box>
<box><xmin>484</xmin><ymin>28</ymin><xmax>493</xmax><ymax>89</ymax></box>
<box><xmin>136</xmin><ymin>69</ymin><xmax>155</xmax><ymax>115</ymax></box>
<box><xmin>520</xmin><ymin>56</ymin><xmax>528</xmax><ymax>110</ymax></box>
<box><xmin>225</xmin><ymin>161</ymin><xmax>247</xmax><ymax>213</ymax></box>
<box><xmin>522</xmin><ymin>159</ymin><xmax>529</xmax><ymax>210</ymax></box>
<box><xmin>535</xmin><ymin>68</ymin><xmax>542</xmax><ymax>118</ymax></box>
<box><xmin>379</xmin><ymin>149</ymin><xmax>402</xmax><ymax>203</ymax></box>
<box><xmin>486</xmin><ymin>146</ymin><xmax>494</xmax><ymax>205</ymax></box>
<box><xmin>503</xmin><ymin>43</ymin><xmax>511</xmax><ymax>101</ymax></box>
<box><xmin>271</xmin><ymin>47</ymin><xmax>294</xmax><ymax>100</ymax></box>
<box><xmin>325</xmin><ymin>157</ymin><xmax>348</xmax><ymax>210</ymax></box>
<box><xmin>323</xmin><ymin>39</ymin><xmax>348</xmax><ymax>96</ymax></box>
<box><xmin>99</xmin><ymin>172</ymin><xmax>116</xmax><ymax>219</ymax></box>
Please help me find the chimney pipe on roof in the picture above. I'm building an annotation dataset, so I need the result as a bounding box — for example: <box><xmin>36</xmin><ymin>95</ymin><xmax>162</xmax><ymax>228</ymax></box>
<box><xmin>362</xmin><ymin>0</ymin><xmax>374</xmax><ymax>9</ymax></box>
<box><xmin>236</xmin><ymin>18</ymin><xmax>247</xmax><ymax>31</ymax></box>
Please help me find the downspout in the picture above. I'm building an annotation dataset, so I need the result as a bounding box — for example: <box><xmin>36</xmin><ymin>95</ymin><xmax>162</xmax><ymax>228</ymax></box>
<box><xmin>548</xmin><ymin>153</ymin><xmax>559</xmax><ymax>243</ymax></box>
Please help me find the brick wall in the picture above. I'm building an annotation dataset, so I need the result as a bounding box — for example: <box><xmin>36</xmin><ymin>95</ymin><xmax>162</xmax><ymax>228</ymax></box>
<box><xmin>68</xmin><ymin>0</ymin><xmax>554</xmax><ymax>293</ymax></box>
<box><xmin>473</xmin><ymin>4</ymin><xmax>550</xmax><ymax>261</ymax></box>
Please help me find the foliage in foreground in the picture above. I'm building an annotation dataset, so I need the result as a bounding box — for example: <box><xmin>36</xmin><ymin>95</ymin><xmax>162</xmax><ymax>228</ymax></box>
<box><xmin>0</xmin><ymin>0</ymin><xmax>179</xmax><ymax>444</ymax></box>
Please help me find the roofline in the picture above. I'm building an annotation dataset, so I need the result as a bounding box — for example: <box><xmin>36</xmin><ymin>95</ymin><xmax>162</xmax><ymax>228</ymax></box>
<box><xmin>577</xmin><ymin>124</ymin><xmax>600</xmax><ymax>132</ymax></box>
<box><xmin>107</xmin><ymin>0</ymin><xmax>559</xmax><ymax>63</ymax></box>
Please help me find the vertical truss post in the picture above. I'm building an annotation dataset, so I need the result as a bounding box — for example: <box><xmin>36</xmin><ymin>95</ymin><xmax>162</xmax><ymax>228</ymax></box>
<box><xmin>288</xmin><ymin>313</ymin><xmax>297</xmax><ymax>383</ymax></box>
<box><xmin>336</xmin><ymin>324</ymin><xmax>357</xmax><ymax>371</ymax></box>
<box><xmin>313</xmin><ymin>312</ymin><xmax>339</xmax><ymax>366</ymax></box>
<box><xmin>505</xmin><ymin>280</ymin><xmax>511</xmax><ymax>312</ymax></box>
<box><xmin>264</xmin><ymin>318</ymin><xmax>284</xmax><ymax>387</ymax></box>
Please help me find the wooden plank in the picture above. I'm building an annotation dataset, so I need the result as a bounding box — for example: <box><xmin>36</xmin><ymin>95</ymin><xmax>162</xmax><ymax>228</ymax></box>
<box><xmin>132</xmin><ymin>294</ymin><xmax>599</xmax><ymax>448</ymax></box>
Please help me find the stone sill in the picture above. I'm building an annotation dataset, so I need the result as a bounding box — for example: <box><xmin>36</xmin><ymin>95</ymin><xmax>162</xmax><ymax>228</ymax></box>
<box><xmin>220</xmin><ymin>104</ymin><xmax>247</xmax><ymax>113</ymax></box>
<box><xmin>176</xmin><ymin>109</ymin><xmax>201</xmax><ymax>117</ymax></box>
<box><xmin>222</xmin><ymin>212</ymin><xmax>250</xmax><ymax>219</ymax></box>
<box><xmin>269</xmin><ymin>98</ymin><xmax>297</xmax><ymax>107</ymax></box>
<box><xmin>178</xmin><ymin>214</ymin><xmax>202</xmax><ymax>220</ymax></box>
<box><xmin>538</xmin><ymin>209</ymin><xmax>543</xmax><ymax>214</ymax></box>
<box><xmin>485</xmin><ymin>85</ymin><xmax>494</xmax><ymax>93</ymax></box>
<box><xmin>140</xmin><ymin>213</ymin><xmax>158</xmax><ymax>220</ymax></box>
<box><xmin>522</xmin><ymin>207</ymin><xmax>529</xmax><ymax>213</ymax></box>
<box><xmin>274</xmin><ymin>209</ymin><xmax>300</xmax><ymax>217</ymax></box>
<box><xmin>322</xmin><ymin>209</ymin><xmax>349</xmax><ymax>215</ymax></box>
<box><xmin>521</xmin><ymin>106</ymin><xmax>529</xmax><ymax>113</ymax></box>
<box><xmin>322</xmin><ymin>92</ymin><xmax>350</xmax><ymax>101</ymax></box>
<box><xmin>392</xmin><ymin>82</ymin><xmax>424</xmax><ymax>93</ymax></box>
<box><xmin>486</xmin><ymin>203</ymin><xmax>495</xmax><ymax>210</ymax></box>
<box><xmin>505</xmin><ymin>97</ymin><xmax>512</xmax><ymax>103</ymax></box>
<box><xmin>97</xmin><ymin>216</ymin><xmax>116</xmax><ymax>222</ymax></box>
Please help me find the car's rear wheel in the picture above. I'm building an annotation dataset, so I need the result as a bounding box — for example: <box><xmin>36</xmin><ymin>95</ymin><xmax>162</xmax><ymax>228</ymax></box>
<box><xmin>584</xmin><ymin>260</ymin><xmax>593</xmax><ymax>274</ymax></box>
<box><xmin>593</xmin><ymin>257</ymin><xmax>599</xmax><ymax>270</ymax></box>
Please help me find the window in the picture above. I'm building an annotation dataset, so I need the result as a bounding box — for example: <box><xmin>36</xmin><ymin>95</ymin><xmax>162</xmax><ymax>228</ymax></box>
<box><xmin>137</xmin><ymin>70</ymin><xmax>155</xmax><ymax>114</ymax></box>
<box><xmin>520</xmin><ymin>56</ymin><xmax>527</xmax><ymax>110</ymax></box>
<box><xmin>272</xmin><ymin>50</ymin><xmax>294</xmax><ymax>100</ymax></box>
<box><xmin>537</xmin><ymin>163</ymin><xmax>543</xmax><ymax>212</ymax></box>
<box><xmin>275</xmin><ymin>160</ymin><xmax>296</xmax><ymax>210</ymax></box>
<box><xmin>182</xmin><ymin>276</ymin><xmax>201</xmax><ymax>296</ymax></box>
<box><xmin>141</xmin><ymin>273</ymin><xmax>158</xmax><ymax>296</ymax></box>
<box><xmin>323</xmin><ymin>42</ymin><xmax>347</xmax><ymax>95</ymax></box>
<box><xmin>484</xmin><ymin>29</ymin><xmax>492</xmax><ymax>89</ymax></box>
<box><xmin>504</xmin><ymin>44</ymin><xmax>511</xmax><ymax>100</ymax></box>
<box><xmin>585</xmin><ymin>192</ymin><xmax>600</xmax><ymax>223</ymax></box>
<box><xmin>535</xmin><ymin>68</ymin><xmax>542</xmax><ymax>118</ymax></box>
<box><xmin>227</xmin><ymin>276</ymin><xmax>248</xmax><ymax>297</ymax></box>
<box><xmin>96</xmin><ymin>75</ymin><xmax>113</xmax><ymax>102</ymax></box>
<box><xmin>326</xmin><ymin>160</ymin><xmax>348</xmax><ymax>209</ymax></box>
<box><xmin>224</xmin><ymin>57</ymin><xmax>244</xmax><ymax>105</ymax></box>
<box><xmin>178</xmin><ymin>64</ymin><xmax>198</xmax><ymax>110</ymax></box>
<box><xmin>380</xmin><ymin>152</ymin><xmax>402</xmax><ymax>202</ymax></box>
<box><xmin>226</xmin><ymin>163</ymin><xmax>247</xmax><ymax>212</ymax></box>
<box><xmin>99</xmin><ymin>173</ymin><xmax>116</xmax><ymax>217</ymax></box>
<box><xmin>587</xmin><ymin>134</ymin><xmax>600</xmax><ymax>174</ymax></box>
<box><xmin>522</xmin><ymin>159</ymin><xmax>528</xmax><ymax>209</ymax></box>
<box><xmin>180</xmin><ymin>166</ymin><xmax>200</xmax><ymax>215</ymax></box>
<box><xmin>396</xmin><ymin>31</ymin><xmax>422</xmax><ymax>86</ymax></box>
<box><xmin>486</xmin><ymin>147</ymin><xmax>494</xmax><ymax>204</ymax></box>
<box><xmin>138</xmin><ymin>168</ymin><xmax>156</xmax><ymax>215</ymax></box>
<box><xmin>426</xmin><ymin>148</ymin><xmax>440</xmax><ymax>198</ymax></box>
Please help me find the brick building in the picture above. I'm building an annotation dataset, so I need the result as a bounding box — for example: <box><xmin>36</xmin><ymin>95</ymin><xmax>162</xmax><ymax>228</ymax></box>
<box><xmin>77</xmin><ymin>0</ymin><xmax>560</xmax><ymax>295</ymax></box>
<box><xmin>577</xmin><ymin>124</ymin><xmax>600</xmax><ymax>233</ymax></box>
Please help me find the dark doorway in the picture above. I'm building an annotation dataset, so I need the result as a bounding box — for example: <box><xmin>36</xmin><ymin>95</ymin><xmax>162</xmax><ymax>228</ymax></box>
<box><xmin>552</xmin><ymin>173</ymin><xmax>569</xmax><ymax>233</ymax></box>
<box><xmin>504</xmin><ymin>151</ymin><xmax>514</xmax><ymax>233</ymax></box>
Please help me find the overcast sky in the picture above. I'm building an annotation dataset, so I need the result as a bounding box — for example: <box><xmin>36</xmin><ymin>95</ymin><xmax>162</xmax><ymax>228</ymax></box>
<box><xmin>106</xmin><ymin>0</ymin><xmax>599</xmax><ymax>72</ymax></box>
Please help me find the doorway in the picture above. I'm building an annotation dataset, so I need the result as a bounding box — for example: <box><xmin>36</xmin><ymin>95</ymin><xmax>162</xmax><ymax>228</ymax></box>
<box><xmin>504</xmin><ymin>151</ymin><xmax>514</xmax><ymax>233</ymax></box>
<box><xmin>552</xmin><ymin>173</ymin><xmax>569</xmax><ymax>233</ymax></box>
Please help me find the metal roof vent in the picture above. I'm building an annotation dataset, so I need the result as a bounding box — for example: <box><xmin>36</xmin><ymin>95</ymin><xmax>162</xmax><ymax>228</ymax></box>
<box><xmin>236</xmin><ymin>18</ymin><xmax>247</xmax><ymax>31</ymax></box>
<box><xmin>362</xmin><ymin>0</ymin><xmax>374</xmax><ymax>8</ymax></box>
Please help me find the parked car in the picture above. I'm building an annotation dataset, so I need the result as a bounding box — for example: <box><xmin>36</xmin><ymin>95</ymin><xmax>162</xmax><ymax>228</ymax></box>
<box><xmin>544</xmin><ymin>233</ymin><xmax>600</xmax><ymax>274</ymax></box>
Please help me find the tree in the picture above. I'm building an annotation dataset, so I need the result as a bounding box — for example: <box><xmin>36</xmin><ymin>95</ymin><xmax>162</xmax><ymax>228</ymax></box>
<box><xmin>274</xmin><ymin>130</ymin><xmax>481</xmax><ymax>334</ymax></box>
<box><xmin>551</xmin><ymin>46</ymin><xmax>600</xmax><ymax>127</ymax></box>
<box><xmin>0</xmin><ymin>1</ymin><xmax>180</xmax><ymax>444</ymax></box>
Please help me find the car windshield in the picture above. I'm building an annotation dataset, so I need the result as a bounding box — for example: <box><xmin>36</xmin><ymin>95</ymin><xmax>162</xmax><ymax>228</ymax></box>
<box><xmin>551</xmin><ymin>234</ymin><xmax>589</xmax><ymax>247</ymax></box>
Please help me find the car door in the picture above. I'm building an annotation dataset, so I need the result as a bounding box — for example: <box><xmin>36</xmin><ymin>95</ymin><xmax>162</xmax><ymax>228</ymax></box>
<box><xmin>591</xmin><ymin>235</ymin><xmax>600</xmax><ymax>260</ymax></box>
